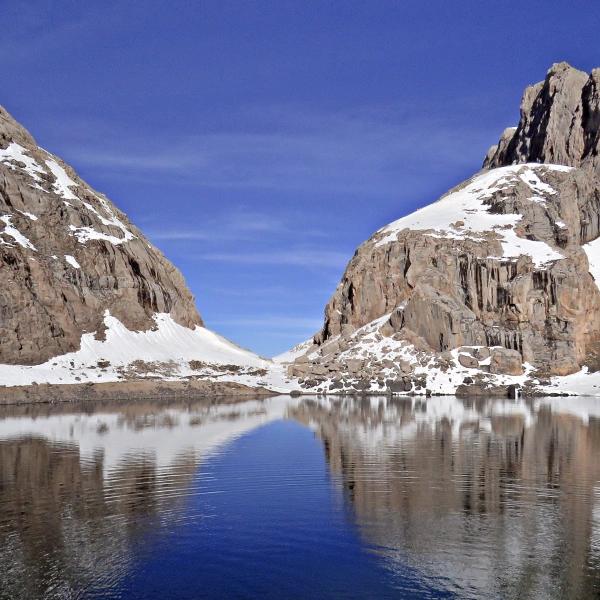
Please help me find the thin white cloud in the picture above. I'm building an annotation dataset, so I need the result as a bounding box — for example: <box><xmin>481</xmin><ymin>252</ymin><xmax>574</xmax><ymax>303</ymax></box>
<box><xmin>144</xmin><ymin>209</ymin><xmax>312</xmax><ymax>242</ymax></box>
<box><xmin>147</xmin><ymin>230</ymin><xmax>217</xmax><ymax>241</ymax></box>
<box><xmin>211</xmin><ymin>316</ymin><xmax>321</xmax><ymax>330</ymax></box>
<box><xmin>54</xmin><ymin>106</ymin><xmax>497</xmax><ymax>195</ymax></box>
<box><xmin>203</xmin><ymin>284</ymin><xmax>304</xmax><ymax>298</ymax></box>
<box><xmin>197</xmin><ymin>249</ymin><xmax>349</xmax><ymax>269</ymax></box>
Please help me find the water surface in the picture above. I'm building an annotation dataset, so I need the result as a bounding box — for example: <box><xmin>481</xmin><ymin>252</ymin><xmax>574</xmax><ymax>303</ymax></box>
<box><xmin>1</xmin><ymin>395</ymin><xmax>600</xmax><ymax>599</ymax></box>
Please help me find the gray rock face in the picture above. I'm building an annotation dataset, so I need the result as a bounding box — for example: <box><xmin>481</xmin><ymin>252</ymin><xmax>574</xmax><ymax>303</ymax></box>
<box><xmin>288</xmin><ymin>63</ymin><xmax>600</xmax><ymax>395</ymax></box>
<box><xmin>484</xmin><ymin>62</ymin><xmax>600</xmax><ymax>169</ymax></box>
<box><xmin>0</xmin><ymin>105</ymin><xmax>202</xmax><ymax>365</ymax></box>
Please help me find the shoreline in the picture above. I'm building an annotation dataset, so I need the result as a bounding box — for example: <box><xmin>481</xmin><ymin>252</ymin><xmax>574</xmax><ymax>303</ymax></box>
<box><xmin>0</xmin><ymin>379</ymin><xmax>276</xmax><ymax>406</ymax></box>
<box><xmin>0</xmin><ymin>379</ymin><xmax>581</xmax><ymax>406</ymax></box>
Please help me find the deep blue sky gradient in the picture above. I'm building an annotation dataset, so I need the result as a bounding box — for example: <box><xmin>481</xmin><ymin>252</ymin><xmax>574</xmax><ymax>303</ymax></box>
<box><xmin>2</xmin><ymin>1</ymin><xmax>599</xmax><ymax>355</ymax></box>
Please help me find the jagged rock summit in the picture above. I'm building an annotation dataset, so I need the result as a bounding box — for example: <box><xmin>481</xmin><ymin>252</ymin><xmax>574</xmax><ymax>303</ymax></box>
<box><xmin>281</xmin><ymin>62</ymin><xmax>600</xmax><ymax>397</ymax></box>
<box><xmin>0</xmin><ymin>105</ymin><xmax>288</xmax><ymax>391</ymax></box>
<box><xmin>484</xmin><ymin>62</ymin><xmax>600</xmax><ymax>170</ymax></box>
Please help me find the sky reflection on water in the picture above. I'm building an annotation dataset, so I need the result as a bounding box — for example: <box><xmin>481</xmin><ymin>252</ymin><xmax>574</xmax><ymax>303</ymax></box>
<box><xmin>1</xmin><ymin>395</ymin><xmax>599</xmax><ymax>599</ymax></box>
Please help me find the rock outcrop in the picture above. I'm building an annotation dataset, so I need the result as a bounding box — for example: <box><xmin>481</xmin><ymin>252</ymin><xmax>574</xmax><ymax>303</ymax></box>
<box><xmin>483</xmin><ymin>62</ymin><xmax>600</xmax><ymax>170</ymax></box>
<box><xmin>282</xmin><ymin>63</ymin><xmax>600</xmax><ymax>396</ymax></box>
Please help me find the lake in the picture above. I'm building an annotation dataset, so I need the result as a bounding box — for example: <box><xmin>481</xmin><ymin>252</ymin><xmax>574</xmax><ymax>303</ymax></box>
<box><xmin>1</xmin><ymin>394</ymin><xmax>600</xmax><ymax>599</ymax></box>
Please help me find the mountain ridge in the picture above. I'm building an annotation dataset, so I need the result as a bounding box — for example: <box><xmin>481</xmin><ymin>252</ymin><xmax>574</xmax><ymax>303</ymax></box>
<box><xmin>484</xmin><ymin>62</ymin><xmax>600</xmax><ymax>169</ymax></box>
<box><xmin>0</xmin><ymin>103</ymin><xmax>204</xmax><ymax>364</ymax></box>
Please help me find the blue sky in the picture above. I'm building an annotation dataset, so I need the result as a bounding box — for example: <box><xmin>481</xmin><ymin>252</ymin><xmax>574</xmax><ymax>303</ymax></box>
<box><xmin>2</xmin><ymin>1</ymin><xmax>599</xmax><ymax>356</ymax></box>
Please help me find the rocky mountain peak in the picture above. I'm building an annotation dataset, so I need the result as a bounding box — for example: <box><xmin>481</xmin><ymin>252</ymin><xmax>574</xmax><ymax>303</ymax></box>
<box><xmin>0</xmin><ymin>104</ymin><xmax>203</xmax><ymax>365</ymax></box>
<box><xmin>282</xmin><ymin>63</ymin><xmax>600</xmax><ymax>397</ymax></box>
<box><xmin>484</xmin><ymin>62</ymin><xmax>600</xmax><ymax>169</ymax></box>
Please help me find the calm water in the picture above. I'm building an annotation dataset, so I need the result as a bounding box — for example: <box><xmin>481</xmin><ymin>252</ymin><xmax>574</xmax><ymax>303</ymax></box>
<box><xmin>1</xmin><ymin>395</ymin><xmax>600</xmax><ymax>599</ymax></box>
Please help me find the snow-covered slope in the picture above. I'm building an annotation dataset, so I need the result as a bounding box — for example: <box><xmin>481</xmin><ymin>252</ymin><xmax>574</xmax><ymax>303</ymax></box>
<box><xmin>375</xmin><ymin>164</ymin><xmax>569</xmax><ymax>267</ymax></box>
<box><xmin>273</xmin><ymin>338</ymin><xmax>315</xmax><ymax>364</ymax></box>
<box><xmin>0</xmin><ymin>311</ymin><xmax>295</xmax><ymax>391</ymax></box>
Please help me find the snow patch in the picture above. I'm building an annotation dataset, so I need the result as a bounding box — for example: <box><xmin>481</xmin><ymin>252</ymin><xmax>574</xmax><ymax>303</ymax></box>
<box><xmin>375</xmin><ymin>164</ymin><xmax>570</xmax><ymax>267</ymax></box>
<box><xmin>69</xmin><ymin>198</ymin><xmax>135</xmax><ymax>245</ymax></box>
<box><xmin>0</xmin><ymin>215</ymin><xmax>36</xmax><ymax>250</ymax></box>
<box><xmin>18</xmin><ymin>210</ymin><xmax>38</xmax><ymax>221</ymax></box>
<box><xmin>584</xmin><ymin>237</ymin><xmax>600</xmax><ymax>290</ymax></box>
<box><xmin>519</xmin><ymin>169</ymin><xmax>557</xmax><ymax>196</ymax></box>
<box><xmin>64</xmin><ymin>254</ymin><xmax>81</xmax><ymax>269</ymax></box>
<box><xmin>45</xmin><ymin>158</ymin><xmax>79</xmax><ymax>200</ymax></box>
<box><xmin>0</xmin><ymin>142</ymin><xmax>47</xmax><ymax>183</ymax></box>
<box><xmin>69</xmin><ymin>225</ymin><xmax>131</xmax><ymax>245</ymax></box>
<box><xmin>538</xmin><ymin>367</ymin><xmax>600</xmax><ymax>397</ymax></box>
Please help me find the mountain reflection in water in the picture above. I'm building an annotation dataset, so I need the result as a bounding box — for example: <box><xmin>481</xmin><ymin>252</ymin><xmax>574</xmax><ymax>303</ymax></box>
<box><xmin>0</xmin><ymin>395</ymin><xmax>599</xmax><ymax>599</ymax></box>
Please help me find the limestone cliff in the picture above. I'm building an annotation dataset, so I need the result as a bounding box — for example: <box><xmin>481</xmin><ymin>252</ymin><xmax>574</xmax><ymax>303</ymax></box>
<box><xmin>283</xmin><ymin>63</ymin><xmax>600</xmax><ymax>396</ymax></box>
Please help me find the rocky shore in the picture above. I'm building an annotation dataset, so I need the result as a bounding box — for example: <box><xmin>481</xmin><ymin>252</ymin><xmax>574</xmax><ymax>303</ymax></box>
<box><xmin>0</xmin><ymin>379</ymin><xmax>275</xmax><ymax>406</ymax></box>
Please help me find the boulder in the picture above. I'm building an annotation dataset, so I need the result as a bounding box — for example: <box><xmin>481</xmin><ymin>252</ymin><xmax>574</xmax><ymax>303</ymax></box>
<box><xmin>345</xmin><ymin>359</ymin><xmax>363</xmax><ymax>373</ymax></box>
<box><xmin>458</xmin><ymin>353</ymin><xmax>479</xmax><ymax>369</ymax></box>
<box><xmin>489</xmin><ymin>348</ymin><xmax>524</xmax><ymax>376</ymax></box>
<box><xmin>474</xmin><ymin>347</ymin><xmax>491</xmax><ymax>361</ymax></box>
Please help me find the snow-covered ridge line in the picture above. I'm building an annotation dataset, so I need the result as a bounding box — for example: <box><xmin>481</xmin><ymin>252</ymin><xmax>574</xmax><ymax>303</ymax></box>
<box><xmin>0</xmin><ymin>141</ymin><xmax>135</xmax><ymax>246</ymax></box>
<box><xmin>374</xmin><ymin>163</ymin><xmax>571</xmax><ymax>267</ymax></box>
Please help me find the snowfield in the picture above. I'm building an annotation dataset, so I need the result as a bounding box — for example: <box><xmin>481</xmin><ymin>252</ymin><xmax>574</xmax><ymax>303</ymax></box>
<box><xmin>0</xmin><ymin>312</ymin><xmax>290</xmax><ymax>392</ymax></box>
<box><xmin>375</xmin><ymin>164</ymin><xmax>570</xmax><ymax>267</ymax></box>
<box><xmin>2</xmin><ymin>308</ymin><xmax>600</xmax><ymax>396</ymax></box>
